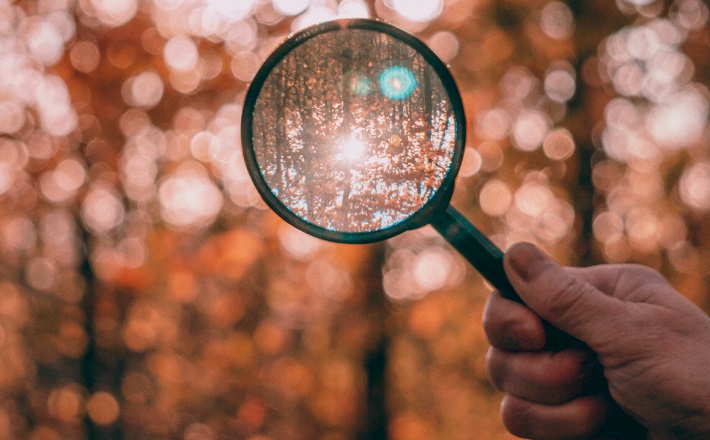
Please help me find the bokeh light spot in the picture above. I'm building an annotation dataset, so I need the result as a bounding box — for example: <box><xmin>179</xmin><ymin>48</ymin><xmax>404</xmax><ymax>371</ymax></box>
<box><xmin>35</xmin><ymin>75</ymin><xmax>78</xmax><ymax>136</ymax></box>
<box><xmin>428</xmin><ymin>31</ymin><xmax>459</xmax><ymax>63</ymax></box>
<box><xmin>164</xmin><ymin>36</ymin><xmax>199</xmax><ymax>73</ymax></box>
<box><xmin>81</xmin><ymin>185</ymin><xmax>125</xmax><ymax>234</ymax></box>
<box><xmin>3</xmin><ymin>217</ymin><xmax>37</xmax><ymax>252</ymax></box>
<box><xmin>475</xmin><ymin>108</ymin><xmax>512</xmax><ymax>141</ymax></box>
<box><xmin>670</xmin><ymin>0</ymin><xmax>709</xmax><ymax>31</ymax></box>
<box><xmin>544</xmin><ymin>64</ymin><xmax>576</xmax><ymax>103</ymax></box>
<box><xmin>70</xmin><ymin>40</ymin><xmax>101</xmax><ymax>73</ymax></box>
<box><xmin>477</xmin><ymin>141</ymin><xmax>504</xmax><ymax>172</ymax></box>
<box><xmin>54</xmin><ymin>158</ymin><xmax>86</xmax><ymax>193</ymax></box>
<box><xmin>338</xmin><ymin>0</ymin><xmax>370</xmax><ymax>19</ymax></box>
<box><xmin>88</xmin><ymin>0</ymin><xmax>138</xmax><ymax>27</ymax></box>
<box><xmin>542</xmin><ymin>128</ymin><xmax>575</xmax><ymax>160</ymax></box>
<box><xmin>593</xmin><ymin>210</ymin><xmax>625</xmax><ymax>243</ymax></box>
<box><xmin>458</xmin><ymin>148</ymin><xmax>482</xmax><ymax>178</ymax></box>
<box><xmin>205</xmin><ymin>0</ymin><xmax>258</xmax><ymax>21</ymax></box>
<box><xmin>231</xmin><ymin>51</ymin><xmax>261</xmax><ymax>82</ymax></box>
<box><xmin>0</xmin><ymin>101</ymin><xmax>25</xmax><ymax>134</ymax></box>
<box><xmin>122</xmin><ymin>71</ymin><xmax>164</xmax><ymax>108</ymax></box>
<box><xmin>158</xmin><ymin>163</ymin><xmax>223</xmax><ymax>230</ymax></box>
<box><xmin>540</xmin><ymin>2</ymin><xmax>575</xmax><ymax>40</ymax></box>
<box><xmin>48</xmin><ymin>384</ymin><xmax>84</xmax><ymax>423</ymax></box>
<box><xmin>279</xmin><ymin>225</ymin><xmax>324</xmax><ymax>260</ymax></box>
<box><xmin>273</xmin><ymin>0</ymin><xmax>309</xmax><ymax>16</ymax></box>
<box><xmin>392</xmin><ymin>0</ymin><xmax>443</xmax><ymax>22</ymax></box>
<box><xmin>646</xmin><ymin>87</ymin><xmax>708</xmax><ymax>149</ymax></box>
<box><xmin>292</xmin><ymin>6</ymin><xmax>337</xmax><ymax>31</ymax></box>
<box><xmin>679</xmin><ymin>162</ymin><xmax>710</xmax><ymax>211</ymax></box>
<box><xmin>86</xmin><ymin>392</ymin><xmax>120</xmax><ymax>426</ymax></box>
<box><xmin>512</xmin><ymin>110</ymin><xmax>550</xmax><ymax>151</ymax></box>
<box><xmin>626</xmin><ymin>207</ymin><xmax>660</xmax><ymax>253</ymax></box>
<box><xmin>412</xmin><ymin>248</ymin><xmax>454</xmax><ymax>293</ymax></box>
<box><xmin>121</xmin><ymin>372</ymin><xmax>154</xmax><ymax>404</ymax></box>
<box><xmin>479</xmin><ymin>180</ymin><xmax>512</xmax><ymax>217</ymax></box>
<box><xmin>25</xmin><ymin>257</ymin><xmax>58</xmax><ymax>291</ymax></box>
<box><xmin>515</xmin><ymin>182</ymin><xmax>552</xmax><ymax>218</ymax></box>
<box><xmin>26</xmin><ymin>20</ymin><xmax>65</xmax><ymax>66</ymax></box>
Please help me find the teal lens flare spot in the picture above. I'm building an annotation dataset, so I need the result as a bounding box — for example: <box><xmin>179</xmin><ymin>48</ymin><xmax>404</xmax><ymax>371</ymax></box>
<box><xmin>345</xmin><ymin>71</ymin><xmax>373</xmax><ymax>96</ymax></box>
<box><xmin>379</xmin><ymin>66</ymin><xmax>417</xmax><ymax>100</ymax></box>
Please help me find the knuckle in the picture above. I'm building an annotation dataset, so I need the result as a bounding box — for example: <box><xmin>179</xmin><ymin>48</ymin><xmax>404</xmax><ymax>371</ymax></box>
<box><xmin>546</xmin><ymin>368</ymin><xmax>578</xmax><ymax>391</ymax></box>
<box><xmin>481</xmin><ymin>303</ymin><xmax>498</xmax><ymax>335</ymax></box>
<box><xmin>485</xmin><ymin>347</ymin><xmax>506</xmax><ymax>390</ymax></box>
<box><xmin>547</xmin><ymin>365</ymin><xmax>584</xmax><ymax>398</ymax></box>
<box><xmin>482</xmin><ymin>301</ymin><xmax>519</xmax><ymax>350</ymax></box>
<box><xmin>533</xmin><ymin>351</ymin><xmax>587</xmax><ymax>403</ymax></box>
<box><xmin>624</xmin><ymin>264</ymin><xmax>668</xmax><ymax>287</ymax></box>
<box><xmin>500</xmin><ymin>396</ymin><xmax>534</xmax><ymax>438</ymax></box>
<box><xmin>543</xmin><ymin>275</ymin><xmax>594</xmax><ymax>322</ymax></box>
<box><xmin>578</xmin><ymin>395</ymin><xmax>611</xmax><ymax>437</ymax></box>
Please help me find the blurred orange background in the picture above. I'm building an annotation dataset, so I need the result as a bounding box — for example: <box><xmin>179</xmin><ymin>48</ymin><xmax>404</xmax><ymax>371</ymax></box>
<box><xmin>0</xmin><ymin>0</ymin><xmax>708</xmax><ymax>439</ymax></box>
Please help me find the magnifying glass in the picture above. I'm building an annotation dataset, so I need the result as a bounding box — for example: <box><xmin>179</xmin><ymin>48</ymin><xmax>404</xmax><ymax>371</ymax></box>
<box><xmin>241</xmin><ymin>19</ymin><xmax>520</xmax><ymax>302</ymax></box>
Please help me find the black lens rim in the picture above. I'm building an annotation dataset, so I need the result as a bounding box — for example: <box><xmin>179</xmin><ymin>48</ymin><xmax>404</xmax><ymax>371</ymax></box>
<box><xmin>241</xmin><ymin>18</ymin><xmax>466</xmax><ymax>244</ymax></box>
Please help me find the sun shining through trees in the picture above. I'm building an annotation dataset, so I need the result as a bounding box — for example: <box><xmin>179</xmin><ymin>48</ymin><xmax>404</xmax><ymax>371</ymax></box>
<box><xmin>0</xmin><ymin>0</ymin><xmax>707</xmax><ymax>439</ymax></box>
<box><xmin>340</xmin><ymin>133</ymin><xmax>367</xmax><ymax>162</ymax></box>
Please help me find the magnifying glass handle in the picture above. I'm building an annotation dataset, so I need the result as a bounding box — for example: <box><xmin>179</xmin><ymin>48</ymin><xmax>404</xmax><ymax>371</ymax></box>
<box><xmin>431</xmin><ymin>205</ymin><xmax>521</xmax><ymax>302</ymax></box>
<box><xmin>431</xmin><ymin>205</ymin><xmax>582</xmax><ymax>349</ymax></box>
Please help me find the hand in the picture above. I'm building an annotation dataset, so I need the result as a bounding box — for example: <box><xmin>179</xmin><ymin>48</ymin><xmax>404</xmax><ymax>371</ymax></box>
<box><xmin>483</xmin><ymin>243</ymin><xmax>710</xmax><ymax>439</ymax></box>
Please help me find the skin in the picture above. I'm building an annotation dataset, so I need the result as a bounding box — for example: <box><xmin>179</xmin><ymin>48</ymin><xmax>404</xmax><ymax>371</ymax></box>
<box><xmin>483</xmin><ymin>243</ymin><xmax>710</xmax><ymax>439</ymax></box>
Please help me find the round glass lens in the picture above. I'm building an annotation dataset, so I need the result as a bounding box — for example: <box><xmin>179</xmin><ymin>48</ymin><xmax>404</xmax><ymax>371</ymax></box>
<box><xmin>249</xmin><ymin>23</ymin><xmax>459</xmax><ymax>234</ymax></box>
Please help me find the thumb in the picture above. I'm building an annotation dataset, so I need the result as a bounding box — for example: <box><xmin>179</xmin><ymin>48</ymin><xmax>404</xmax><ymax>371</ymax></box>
<box><xmin>503</xmin><ymin>243</ymin><xmax>624</xmax><ymax>349</ymax></box>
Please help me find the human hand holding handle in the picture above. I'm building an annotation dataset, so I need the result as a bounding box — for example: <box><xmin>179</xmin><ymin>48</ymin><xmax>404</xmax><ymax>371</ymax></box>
<box><xmin>483</xmin><ymin>243</ymin><xmax>710</xmax><ymax>439</ymax></box>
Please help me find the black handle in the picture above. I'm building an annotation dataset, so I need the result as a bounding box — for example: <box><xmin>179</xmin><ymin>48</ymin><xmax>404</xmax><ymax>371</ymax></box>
<box><xmin>430</xmin><ymin>205</ymin><xmax>522</xmax><ymax>302</ymax></box>
<box><xmin>430</xmin><ymin>205</ymin><xmax>581</xmax><ymax>349</ymax></box>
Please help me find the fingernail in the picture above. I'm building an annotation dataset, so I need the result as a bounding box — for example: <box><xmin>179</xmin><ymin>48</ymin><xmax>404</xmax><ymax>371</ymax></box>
<box><xmin>507</xmin><ymin>243</ymin><xmax>547</xmax><ymax>282</ymax></box>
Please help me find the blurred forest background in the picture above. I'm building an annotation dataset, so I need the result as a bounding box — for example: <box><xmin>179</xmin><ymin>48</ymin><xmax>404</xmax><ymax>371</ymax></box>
<box><xmin>0</xmin><ymin>0</ymin><xmax>708</xmax><ymax>439</ymax></box>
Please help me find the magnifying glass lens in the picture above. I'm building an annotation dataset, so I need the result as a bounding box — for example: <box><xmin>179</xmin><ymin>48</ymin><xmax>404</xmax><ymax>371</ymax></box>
<box><xmin>244</xmin><ymin>19</ymin><xmax>579</xmax><ymax>348</ymax></box>
<box><xmin>250</xmin><ymin>26</ymin><xmax>458</xmax><ymax>234</ymax></box>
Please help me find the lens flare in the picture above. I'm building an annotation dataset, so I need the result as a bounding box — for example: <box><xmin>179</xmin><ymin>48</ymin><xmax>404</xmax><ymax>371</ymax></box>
<box><xmin>345</xmin><ymin>71</ymin><xmax>373</xmax><ymax>96</ymax></box>
<box><xmin>379</xmin><ymin>66</ymin><xmax>417</xmax><ymax>101</ymax></box>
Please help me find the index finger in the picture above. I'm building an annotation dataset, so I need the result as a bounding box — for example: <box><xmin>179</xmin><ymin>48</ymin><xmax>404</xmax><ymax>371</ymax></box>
<box><xmin>483</xmin><ymin>289</ymin><xmax>546</xmax><ymax>351</ymax></box>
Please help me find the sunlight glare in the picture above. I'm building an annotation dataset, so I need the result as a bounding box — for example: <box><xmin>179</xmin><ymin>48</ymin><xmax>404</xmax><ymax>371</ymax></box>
<box><xmin>340</xmin><ymin>135</ymin><xmax>366</xmax><ymax>162</ymax></box>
